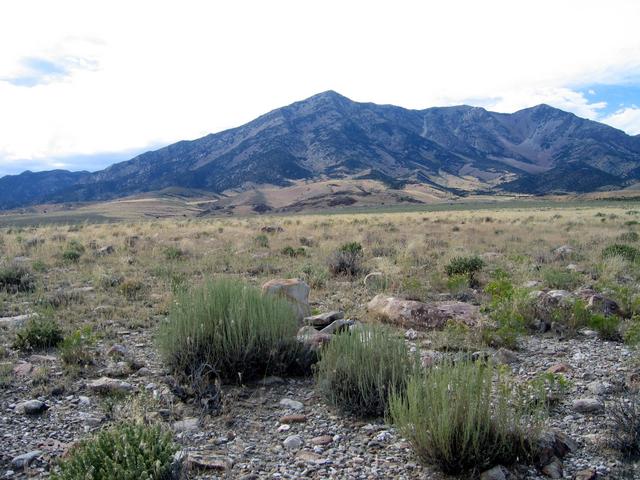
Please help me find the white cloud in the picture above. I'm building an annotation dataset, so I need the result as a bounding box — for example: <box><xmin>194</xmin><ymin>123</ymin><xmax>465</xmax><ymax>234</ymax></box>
<box><xmin>603</xmin><ymin>107</ymin><xmax>640</xmax><ymax>135</ymax></box>
<box><xmin>0</xmin><ymin>0</ymin><xmax>639</xmax><ymax>172</ymax></box>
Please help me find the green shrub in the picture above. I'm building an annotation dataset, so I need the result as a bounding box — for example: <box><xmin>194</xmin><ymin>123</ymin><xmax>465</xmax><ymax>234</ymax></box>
<box><xmin>603</xmin><ymin>244</ymin><xmax>640</xmax><ymax>263</ymax></box>
<box><xmin>163</xmin><ymin>246</ymin><xmax>184</xmax><ymax>260</ymax></box>
<box><xmin>314</xmin><ymin>326</ymin><xmax>414</xmax><ymax>417</ymax></box>
<box><xmin>339</xmin><ymin>241</ymin><xmax>363</xmax><ymax>254</ymax></box>
<box><xmin>52</xmin><ymin>422</ymin><xmax>177</xmax><ymax>480</ymax></box>
<box><xmin>62</xmin><ymin>240</ymin><xmax>85</xmax><ymax>262</ymax></box>
<box><xmin>60</xmin><ymin>326</ymin><xmax>96</xmax><ymax>366</ymax></box>
<box><xmin>254</xmin><ymin>234</ymin><xmax>269</xmax><ymax>248</ymax></box>
<box><xmin>542</xmin><ymin>268</ymin><xmax>581</xmax><ymax>290</ymax></box>
<box><xmin>588</xmin><ymin>313</ymin><xmax>621</xmax><ymax>341</ymax></box>
<box><xmin>299</xmin><ymin>263</ymin><xmax>328</xmax><ymax>289</ymax></box>
<box><xmin>0</xmin><ymin>263</ymin><xmax>35</xmax><ymax>293</ymax></box>
<box><xmin>14</xmin><ymin>317</ymin><xmax>63</xmax><ymax>351</ymax></box>
<box><xmin>445</xmin><ymin>256</ymin><xmax>484</xmax><ymax>287</ymax></box>
<box><xmin>32</xmin><ymin>260</ymin><xmax>48</xmax><ymax>272</ymax></box>
<box><xmin>281</xmin><ymin>246</ymin><xmax>306</xmax><ymax>257</ymax></box>
<box><xmin>158</xmin><ymin>279</ymin><xmax>313</xmax><ymax>383</ymax></box>
<box><xmin>389</xmin><ymin>361</ymin><xmax>538</xmax><ymax>475</ymax></box>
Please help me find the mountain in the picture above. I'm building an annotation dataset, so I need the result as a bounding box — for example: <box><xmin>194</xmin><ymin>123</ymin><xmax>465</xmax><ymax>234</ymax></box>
<box><xmin>2</xmin><ymin>91</ymin><xmax>640</xmax><ymax>210</ymax></box>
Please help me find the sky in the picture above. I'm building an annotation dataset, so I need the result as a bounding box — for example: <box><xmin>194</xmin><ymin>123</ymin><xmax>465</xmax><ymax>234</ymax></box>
<box><xmin>1</xmin><ymin>0</ymin><xmax>640</xmax><ymax>177</ymax></box>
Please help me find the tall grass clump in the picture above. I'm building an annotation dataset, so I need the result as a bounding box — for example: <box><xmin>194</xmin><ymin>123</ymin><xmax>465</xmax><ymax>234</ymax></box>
<box><xmin>52</xmin><ymin>423</ymin><xmax>176</xmax><ymax>480</ymax></box>
<box><xmin>314</xmin><ymin>326</ymin><xmax>414</xmax><ymax>417</ymax></box>
<box><xmin>603</xmin><ymin>244</ymin><xmax>640</xmax><ymax>263</ymax></box>
<box><xmin>158</xmin><ymin>279</ymin><xmax>313</xmax><ymax>384</ymax></box>
<box><xmin>389</xmin><ymin>361</ymin><xmax>539</xmax><ymax>475</ymax></box>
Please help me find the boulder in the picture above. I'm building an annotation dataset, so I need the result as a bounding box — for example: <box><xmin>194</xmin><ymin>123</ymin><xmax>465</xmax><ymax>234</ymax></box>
<box><xmin>262</xmin><ymin>278</ymin><xmax>310</xmax><ymax>321</ymax></box>
<box><xmin>367</xmin><ymin>295</ymin><xmax>480</xmax><ymax>330</ymax></box>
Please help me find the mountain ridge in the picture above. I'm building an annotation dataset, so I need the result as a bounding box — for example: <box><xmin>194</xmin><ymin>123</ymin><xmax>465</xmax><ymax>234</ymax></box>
<box><xmin>1</xmin><ymin>90</ymin><xmax>640</xmax><ymax>210</ymax></box>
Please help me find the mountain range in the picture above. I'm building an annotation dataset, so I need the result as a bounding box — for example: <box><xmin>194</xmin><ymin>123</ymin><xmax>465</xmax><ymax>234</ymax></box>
<box><xmin>2</xmin><ymin>90</ymin><xmax>640</xmax><ymax>211</ymax></box>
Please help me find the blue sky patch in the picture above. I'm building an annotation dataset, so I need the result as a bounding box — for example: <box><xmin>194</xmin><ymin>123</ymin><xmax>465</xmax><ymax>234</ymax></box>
<box><xmin>580</xmin><ymin>83</ymin><xmax>640</xmax><ymax>116</ymax></box>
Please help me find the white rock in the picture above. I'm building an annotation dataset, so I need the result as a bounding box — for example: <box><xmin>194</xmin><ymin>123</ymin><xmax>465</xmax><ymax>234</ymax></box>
<box><xmin>283</xmin><ymin>434</ymin><xmax>304</xmax><ymax>449</ymax></box>
<box><xmin>279</xmin><ymin>398</ymin><xmax>304</xmax><ymax>410</ymax></box>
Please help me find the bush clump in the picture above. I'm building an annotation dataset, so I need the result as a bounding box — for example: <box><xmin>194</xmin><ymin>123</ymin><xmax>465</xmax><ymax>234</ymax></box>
<box><xmin>14</xmin><ymin>317</ymin><xmax>64</xmax><ymax>351</ymax></box>
<box><xmin>281</xmin><ymin>246</ymin><xmax>306</xmax><ymax>257</ymax></box>
<box><xmin>389</xmin><ymin>361</ymin><xmax>538</xmax><ymax>475</ymax></box>
<box><xmin>328</xmin><ymin>242</ymin><xmax>365</xmax><ymax>277</ymax></box>
<box><xmin>0</xmin><ymin>263</ymin><xmax>35</xmax><ymax>293</ymax></box>
<box><xmin>603</xmin><ymin>244</ymin><xmax>640</xmax><ymax>263</ymax></box>
<box><xmin>62</xmin><ymin>240</ymin><xmax>85</xmax><ymax>262</ymax></box>
<box><xmin>158</xmin><ymin>279</ymin><xmax>313</xmax><ymax>384</ymax></box>
<box><xmin>445</xmin><ymin>256</ymin><xmax>484</xmax><ymax>287</ymax></box>
<box><xmin>314</xmin><ymin>326</ymin><xmax>414</xmax><ymax>417</ymax></box>
<box><xmin>52</xmin><ymin>423</ymin><xmax>177</xmax><ymax>480</ymax></box>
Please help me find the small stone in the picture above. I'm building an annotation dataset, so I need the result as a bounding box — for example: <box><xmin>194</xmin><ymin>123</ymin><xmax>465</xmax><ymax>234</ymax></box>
<box><xmin>480</xmin><ymin>465</ymin><xmax>508</xmax><ymax>480</ymax></box>
<box><xmin>404</xmin><ymin>328</ymin><xmax>418</xmax><ymax>340</ymax></box>
<box><xmin>12</xmin><ymin>362</ymin><xmax>33</xmax><ymax>377</ymax></box>
<box><xmin>295</xmin><ymin>450</ymin><xmax>327</xmax><ymax>464</ymax></box>
<box><xmin>541</xmin><ymin>457</ymin><xmax>563</xmax><ymax>478</ymax></box>
<box><xmin>188</xmin><ymin>454</ymin><xmax>233</xmax><ymax>471</ymax></box>
<box><xmin>573</xmin><ymin>398</ymin><xmax>605</xmax><ymax>414</ymax></box>
<box><xmin>279</xmin><ymin>414</ymin><xmax>307</xmax><ymax>424</ymax></box>
<box><xmin>107</xmin><ymin>344</ymin><xmax>127</xmax><ymax>357</ymax></box>
<box><xmin>88</xmin><ymin>377</ymin><xmax>133</xmax><ymax>394</ymax></box>
<box><xmin>279</xmin><ymin>398</ymin><xmax>304</xmax><ymax>410</ymax></box>
<box><xmin>573</xmin><ymin>468</ymin><xmax>597</xmax><ymax>480</ymax></box>
<box><xmin>493</xmin><ymin>348</ymin><xmax>518</xmax><ymax>364</ymax></box>
<box><xmin>283</xmin><ymin>434</ymin><xmax>304</xmax><ymax>449</ymax></box>
<box><xmin>587</xmin><ymin>381</ymin><xmax>613</xmax><ymax>396</ymax></box>
<box><xmin>310</xmin><ymin>435</ymin><xmax>333</xmax><ymax>446</ymax></box>
<box><xmin>78</xmin><ymin>396</ymin><xmax>91</xmax><ymax>407</ymax></box>
<box><xmin>11</xmin><ymin>450</ymin><xmax>42</xmax><ymax>469</ymax></box>
<box><xmin>172</xmin><ymin>417</ymin><xmax>200</xmax><ymax>432</ymax></box>
<box><xmin>547</xmin><ymin>363</ymin><xmax>570</xmax><ymax>374</ymax></box>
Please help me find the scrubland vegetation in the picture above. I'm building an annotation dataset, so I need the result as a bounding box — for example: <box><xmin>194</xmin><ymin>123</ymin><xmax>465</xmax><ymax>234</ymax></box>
<box><xmin>2</xmin><ymin>202</ymin><xmax>640</xmax><ymax>478</ymax></box>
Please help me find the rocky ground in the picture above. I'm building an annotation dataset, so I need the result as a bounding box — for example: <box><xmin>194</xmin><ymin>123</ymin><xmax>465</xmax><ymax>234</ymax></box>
<box><xmin>1</xmin><ymin>319</ymin><xmax>637</xmax><ymax>479</ymax></box>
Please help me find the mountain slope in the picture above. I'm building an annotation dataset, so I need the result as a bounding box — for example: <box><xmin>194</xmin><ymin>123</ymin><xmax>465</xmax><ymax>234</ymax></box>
<box><xmin>1</xmin><ymin>91</ymin><xmax>640</xmax><ymax>209</ymax></box>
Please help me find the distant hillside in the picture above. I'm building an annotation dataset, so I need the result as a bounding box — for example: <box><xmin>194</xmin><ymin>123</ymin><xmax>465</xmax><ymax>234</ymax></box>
<box><xmin>2</xmin><ymin>91</ymin><xmax>640</xmax><ymax>209</ymax></box>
